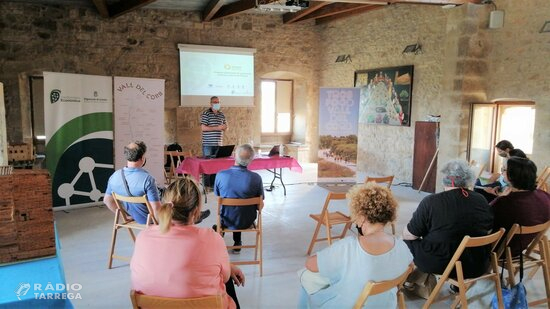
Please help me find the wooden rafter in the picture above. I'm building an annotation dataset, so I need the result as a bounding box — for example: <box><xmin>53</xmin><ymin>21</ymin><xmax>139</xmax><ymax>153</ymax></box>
<box><xmin>211</xmin><ymin>0</ymin><xmax>257</xmax><ymax>20</ymax></box>
<box><xmin>91</xmin><ymin>0</ymin><xmax>109</xmax><ymax>18</ymax></box>
<box><xmin>203</xmin><ymin>0</ymin><xmax>225</xmax><ymax>21</ymax></box>
<box><xmin>109</xmin><ymin>0</ymin><xmax>158</xmax><ymax>18</ymax></box>
<box><xmin>321</xmin><ymin>0</ymin><xmax>480</xmax><ymax>4</ymax></box>
<box><xmin>316</xmin><ymin>4</ymin><xmax>384</xmax><ymax>24</ymax></box>
<box><xmin>288</xmin><ymin>2</ymin><xmax>374</xmax><ymax>23</ymax></box>
<box><xmin>283</xmin><ymin>1</ymin><xmax>332</xmax><ymax>24</ymax></box>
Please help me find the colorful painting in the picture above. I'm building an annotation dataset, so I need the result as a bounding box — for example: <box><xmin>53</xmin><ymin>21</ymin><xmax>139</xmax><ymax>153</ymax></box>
<box><xmin>355</xmin><ymin>65</ymin><xmax>414</xmax><ymax>126</ymax></box>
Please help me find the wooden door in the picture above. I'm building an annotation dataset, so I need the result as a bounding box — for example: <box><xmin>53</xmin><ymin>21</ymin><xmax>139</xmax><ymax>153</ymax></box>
<box><xmin>412</xmin><ymin>121</ymin><xmax>438</xmax><ymax>193</ymax></box>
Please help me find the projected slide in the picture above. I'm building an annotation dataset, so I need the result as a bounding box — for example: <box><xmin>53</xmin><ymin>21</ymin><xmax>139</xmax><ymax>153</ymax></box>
<box><xmin>179</xmin><ymin>44</ymin><xmax>255</xmax><ymax>107</ymax></box>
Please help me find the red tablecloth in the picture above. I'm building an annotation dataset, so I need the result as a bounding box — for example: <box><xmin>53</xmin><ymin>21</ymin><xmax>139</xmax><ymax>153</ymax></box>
<box><xmin>176</xmin><ymin>156</ymin><xmax>303</xmax><ymax>182</ymax></box>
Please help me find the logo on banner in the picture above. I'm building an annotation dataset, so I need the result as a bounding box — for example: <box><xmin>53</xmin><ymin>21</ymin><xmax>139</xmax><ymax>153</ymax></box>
<box><xmin>50</xmin><ymin>89</ymin><xmax>61</xmax><ymax>104</ymax></box>
<box><xmin>83</xmin><ymin>90</ymin><xmax>108</xmax><ymax>103</ymax></box>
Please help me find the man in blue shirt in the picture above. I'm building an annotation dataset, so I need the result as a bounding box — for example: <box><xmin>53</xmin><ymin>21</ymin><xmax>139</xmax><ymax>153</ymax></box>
<box><xmin>104</xmin><ymin>141</ymin><xmax>161</xmax><ymax>224</ymax></box>
<box><xmin>214</xmin><ymin>144</ymin><xmax>264</xmax><ymax>253</ymax></box>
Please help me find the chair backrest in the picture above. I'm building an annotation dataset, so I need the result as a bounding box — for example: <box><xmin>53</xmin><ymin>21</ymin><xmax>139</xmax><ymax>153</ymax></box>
<box><xmin>537</xmin><ymin>166</ymin><xmax>550</xmax><ymax>190</ymax></box>
<box><xmin>111</xmin><ymin>192</ymin><xmax>158</xmax><ymax>225</ymax></box>
<box><xmin>496</xmin><ymin>221</ymin><xmax>550</xmax><ymax>258</ymax></box>
<box><xmin>217</xmin><ymin>196</ymin><xmax>264</xmax><ymax>211</ymax></box>
<box><xmin>320</xmin><ymin>191</ymin><xmax>347</xmax><ymax>215</ymax></box>
<box><xmin>441</xmin><ymin>229</ymin><xmax>505</xmax><ymax>279</ymax></box>
<box><xmin>365</xmin><ymin>176</ymin><xmax>394</xmax><ymax>189</ymax></box>
<box><xmin>353</xmin><ymin>264</ymin><xmax>414</xmax><ymax>309</ymax></box>
<box><xmin>130</xmin><ymin>290</ymin><xmax>223</xmax><ymax>309</ymax></box>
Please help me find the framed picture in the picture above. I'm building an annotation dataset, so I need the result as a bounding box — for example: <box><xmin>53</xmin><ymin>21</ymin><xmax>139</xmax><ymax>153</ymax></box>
<box><xmin>540</xmin><ymin>21</ymin><xmax>550</xmax><ymax>33</ymax></box>
<box><xmin>354</xmin><ymin>65</ymin><xmax>414</xmax><ymax>126</ymax></box>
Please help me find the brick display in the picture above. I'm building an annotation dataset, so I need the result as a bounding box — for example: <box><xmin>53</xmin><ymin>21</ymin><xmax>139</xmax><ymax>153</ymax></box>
<box><xmin>0</xmin><ymin>169</ymin><xmax>56</xmax><ymax>264</ymax></box>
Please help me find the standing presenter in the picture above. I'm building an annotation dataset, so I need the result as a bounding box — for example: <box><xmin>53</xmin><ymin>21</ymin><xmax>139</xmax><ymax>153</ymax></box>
<box><xmin>200</xmin><ymin>96</ymin><xmax>228</xmax><ymax>188</ymax></box>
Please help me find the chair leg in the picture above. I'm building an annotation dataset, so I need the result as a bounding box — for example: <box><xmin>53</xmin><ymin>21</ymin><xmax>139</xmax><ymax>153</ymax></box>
<box><xmin>423</xmin><ymin>274</ymin><xmax>447</xmax><ymax>309</ymax></box>
<box><xmin>108</xmin><ymin>213</ymin><xmax>120</xmax><ymax>269</ymax></box>
<box><xmin>307</xmin><ymin>222</ymin><xmax>322</xmax><ymax>255</ymax></box>
<box><xmin>259</xmin><ymin>229</ymin><xmax>263</xmax><ymax>277</ymax></box>
<box><xmin>491</xmin><ymin>254</ymin><xmax>504</xmax><ymax>309</ymax></box>
<box><xmin>455</xmin><ymin>262</ymin><xmax>468</xmax><ymax>309</ymax></box>
<box><xmin>326</xmin><ymin>224</ymin><xmax>333</xmax><ymax>246</ymax></box>
<box><xmin>397</xmin><ymin>290</ymin><xmax>405</xmax><ymax>309</ymax></box>
<box><xmin>127</xmin><ymin>227</ymin><xmax>136</xmax><ymax>242</ymax></box>
<box><xmin>540</xmin><ymin>239</ymin><xmax>550</xmax><ymax>307</ymax></box>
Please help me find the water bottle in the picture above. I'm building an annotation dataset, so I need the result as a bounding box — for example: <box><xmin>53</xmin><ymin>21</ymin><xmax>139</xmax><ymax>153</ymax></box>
<box><xmin>279</xmin><ymin>144</ymin><xmax>285</xmax><ymax>156</ymax></box>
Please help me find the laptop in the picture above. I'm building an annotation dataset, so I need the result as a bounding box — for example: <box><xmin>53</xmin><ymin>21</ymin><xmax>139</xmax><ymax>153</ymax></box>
<box><xmin>214</xmin><ymin>145</ymin><xmax>235</xmax><ymax>158</ymax></box>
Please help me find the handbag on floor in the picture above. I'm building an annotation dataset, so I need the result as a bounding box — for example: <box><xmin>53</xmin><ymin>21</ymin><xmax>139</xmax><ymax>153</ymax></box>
<box><xmin>405</xmin><ymin>268</ymin><xmax>437</xmax><ymax>300</ymax></box>
<box><xmin>491</xmin><ymin>228</ymin><xmax>528</xmax><ymax>309</ymax></box>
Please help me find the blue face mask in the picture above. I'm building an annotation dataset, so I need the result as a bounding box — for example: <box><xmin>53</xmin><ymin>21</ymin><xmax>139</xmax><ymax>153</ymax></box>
<box><xmin>212</xmin><ymin>103</ymin><xmax>221</xmax><ymax>111</ymax></box>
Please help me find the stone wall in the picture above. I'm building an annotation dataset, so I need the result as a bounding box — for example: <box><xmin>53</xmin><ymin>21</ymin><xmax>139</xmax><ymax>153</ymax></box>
<box><xmin>0</xmin><ymin>2</ymin><xmax>320</xmax><ymax>159</ymax></box>
<box><xmin>484</xmin><ymin>0</ymin><xmax>550</xmax><ymax>168</ymax></box>
<box><xmin>317</xmin><ymin>4</ymin><xmax>452</xmax><ymax>183</ymax></box>
<box><xmin>1</xmin><ymin>1</ymin><xmax>548</xmax><ymax>180</ymax></box>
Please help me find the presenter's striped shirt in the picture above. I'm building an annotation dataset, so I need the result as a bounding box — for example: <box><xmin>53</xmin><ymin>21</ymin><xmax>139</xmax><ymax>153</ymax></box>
<box><xmin>201</xmin><ymin>108</ymin><xmax>226</xmax><ymax>146</ymax></box>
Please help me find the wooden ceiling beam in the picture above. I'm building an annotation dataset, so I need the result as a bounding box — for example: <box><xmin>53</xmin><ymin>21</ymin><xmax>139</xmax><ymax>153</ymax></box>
<box><xmin>283</xmin><ymin>1</ymin><xmax>332</xmax><ymax>24</ymax></box>
<box><xmin>91</xmin><ymin>0</ymin><xmax>110</xmax><ymax>18</ymax></box>
<box><xmin>211</xmin><ymin>0</ymin><xmax>257</xmax><ymax>20</ymax></box>
<box><xmin>109</xmin><ymin>0</ymin><xmax>159</xmax><ymax>18</ymax></box>
<box><xmin>289</xmin><ymin>3</ymin><xmax>375</xmax><ymax>22</ymax></box>
<box><xmin>317</xmin><ymin>0</ymin><xmax>478</xmax><ymax>4</ymax></box>
<box><xmin>203</xmin><ymin>0</ymin><xmax>225</xmax><ymax>21</ymax></box>
<box><xmin>315</xmin><ymin>4</ymin><xmax>384</xmax><ymax>24</ymax></box>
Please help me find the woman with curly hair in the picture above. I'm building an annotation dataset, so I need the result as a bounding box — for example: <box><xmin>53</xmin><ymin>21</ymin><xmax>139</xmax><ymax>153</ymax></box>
<box><xmin>131</xmin><ymin>177</ymin><xmax>244</xmax><ymax>309</ymax></box>
<box><xmin>298</xmin><ymin>182</ymin><xmax>412</xmax><ymax>308</ymax></box>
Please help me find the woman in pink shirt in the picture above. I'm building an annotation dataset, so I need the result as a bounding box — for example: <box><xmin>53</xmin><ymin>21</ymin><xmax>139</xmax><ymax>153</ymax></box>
<box><xmin>131</xmin><ymin>177</ymin><xmax>244</xmax><ymax>309</ymax></box>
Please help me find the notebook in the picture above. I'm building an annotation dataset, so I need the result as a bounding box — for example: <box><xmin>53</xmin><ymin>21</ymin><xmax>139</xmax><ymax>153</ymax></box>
<box><xmin>215</xmin><ymin>145</ymin><xmax>235</xmax><ymax>158</ymax></box>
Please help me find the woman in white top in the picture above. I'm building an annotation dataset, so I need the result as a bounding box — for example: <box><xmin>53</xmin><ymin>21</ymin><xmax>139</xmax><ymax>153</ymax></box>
<box><xmin>298</xmin><ymin>182</ymin><xmax>412</xmax><ymax>308</ymax></box>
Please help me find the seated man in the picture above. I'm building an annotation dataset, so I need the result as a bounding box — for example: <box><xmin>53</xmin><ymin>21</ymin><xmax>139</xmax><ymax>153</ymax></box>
<box><xmin>214</xmin><ymin>144</ymin><xmax>264</xmax><ymax>253</ymax></box>
<box><xmin>104</xmin><ymin>141</ymin><xmax>162</xmax><ymax>224</ymax></box>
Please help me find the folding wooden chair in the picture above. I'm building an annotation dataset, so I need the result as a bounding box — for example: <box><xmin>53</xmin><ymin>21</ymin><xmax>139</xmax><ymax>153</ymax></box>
<box><xmin>365</xmin><ymin>175</ymin><xmax>394</xmax><ymax>189</ymax></box>
<box><xmin>365</xmin><ymin>176</ymin><xmax>396</xmax><ymax>234</ymax></box>
<box><xmin>216</xmin><ymin>196</ymin><xmax>264</xmax><ymax>276</ymax></box>
<box><xmin>307</xmin><ymin>191</ymin><xmax>353</xmax><ymax>255</ymax></box>
<box><xmin>108</xmin><ymin>193</ymin><xmax>157</xmax><ymax>269</ymax></box>
<box><xmin>423</xmin><ymin>228</ymin><xmax>506</xmax><ymax>309</ymax></box>
<box><xmin>164</xmin><ymin>150</ymin><xmax>188</xmax><ymax>184</ymax></box>
<box><xmin>496</xmin><ymin>221</ymin><xmax>550</xmax><ymax>307</ymax></box>
<box><xmin>537</xmin><ymin>166</ymin><xmax>550</xmax><ymax>192</ymax></box>
<box><xmin>353</xmin><ymin>264</ymin><xmax>414</xmax><ymax>309</ymax></box>
<box><xmin>130</xmin><ymin>290</ymin><xmax>223</xmax><ymax>309</ymax></box>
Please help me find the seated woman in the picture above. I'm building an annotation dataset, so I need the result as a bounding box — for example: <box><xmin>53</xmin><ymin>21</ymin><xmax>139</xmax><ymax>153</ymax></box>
<box><xmin>403</xmin><ymin>160</ymin><xmax>494</xmax><ymax>280</ymax></box>
<box><xmin>474</xmin><ymin>140</ymin><xmax>516</xmax><ymax>203</ymax></box>
<box><xmin>491</xmin><ymin>157</ymin><xmax>550</xmax><ymax>256</ymax></box>
<box><xmin>131</xmin><ymin>177</ymin><xmax>244</xmax><ymax>309</ymax></box>
<box><xmin>298</xmin><ymin>183</ymin><xmax>412</xmax><ymax>308</ymax></box>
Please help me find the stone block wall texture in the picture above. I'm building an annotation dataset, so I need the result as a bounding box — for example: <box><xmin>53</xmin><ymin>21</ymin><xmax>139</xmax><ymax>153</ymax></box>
<box><xmin>484</xmin><ymin>0</ymin><xmax>550</xmax><ymax>168</ymax></box>
<box><xmin>1</xmin><ymin>1</ymin><xmax>549</xmax><ymax>184</ymax></box>
<box><xmin>0</xmin><ymin>2</ymin><xmax>320</xmax><ymax>160</ymax></box>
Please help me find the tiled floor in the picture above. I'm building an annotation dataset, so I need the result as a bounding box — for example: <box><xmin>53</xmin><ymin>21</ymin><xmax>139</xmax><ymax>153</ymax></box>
<box><xmin>54</xmin><ymin>164</ymin><xmax>547</xmax><ymax>308</ymax></box>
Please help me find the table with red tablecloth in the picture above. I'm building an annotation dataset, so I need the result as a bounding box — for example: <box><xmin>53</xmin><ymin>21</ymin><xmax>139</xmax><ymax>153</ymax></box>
<box><xmin>175</xmin><ymin>155</ymin><xmax>302</xmax><ymax>195</ymax></box>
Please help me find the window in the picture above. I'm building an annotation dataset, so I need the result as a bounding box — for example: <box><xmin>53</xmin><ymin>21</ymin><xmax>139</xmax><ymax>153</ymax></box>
<box><xmin>468</xmin><ymin>101</ymin><xmax>535</xmax><ymax>173</ymax></box>
<box><xmin>261</xmin><ymin>79</ymin><xmax>292</xmax><ymax>134</ymax></box>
